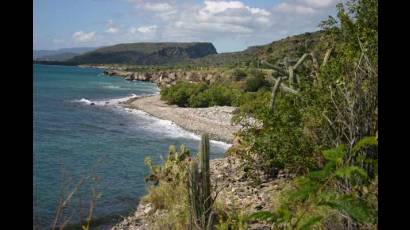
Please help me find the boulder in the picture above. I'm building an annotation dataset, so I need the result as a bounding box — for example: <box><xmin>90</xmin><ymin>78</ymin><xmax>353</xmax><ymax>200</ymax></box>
<box><xmin>125</xmin><ymin>73</ymin><xmax>135</xmax><ymax>81</ymax></box>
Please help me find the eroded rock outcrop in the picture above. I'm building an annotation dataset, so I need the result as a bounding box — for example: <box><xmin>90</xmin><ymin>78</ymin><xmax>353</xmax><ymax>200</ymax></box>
<box><xmin>103</xmin><ymin>69</ymin><xmax>222</xmax><ymax>87</ymax></box>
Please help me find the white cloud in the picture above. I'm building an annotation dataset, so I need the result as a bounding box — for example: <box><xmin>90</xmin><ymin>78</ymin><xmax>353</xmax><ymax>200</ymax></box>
<box><xmin>105</xmin><ymin>20</ymin><xmax>120</xmax><ymax>34</ymax></box>
<box><xmin>143</xmin><ymin>2</ymin><xmax>174</xmax><ymax>12</ymax></box>
<box><xmin>170</xmin><ymin>0</ymin><xmax>272</xmax><ymax>37</ymax></box>
<box><xmin>201</xmin><ymin>1</ymin><xmax>244</xmax><ymax>14</ymax></box>
<box><xmin>201</xmin><ymin>1</ymin><xmax>270</xmax><ymax>16</ymax></box>
<box><xmin>303</xmin><ymin>0</ymin><xmax>336</xmax><ymax>9</ymax></box>
<box><xmin>59</xmin><ymin>0</ymin><xmax>340</xmax><ymax>52</ymax></box>
<box><xmin>72</xmin><ymin>31</ymin><xmax>96</xmax><ymax>42</ymax></box>
<box><xmin>248</xmin><ymin>7</ymin><xmax>270</xmax><ymax>16</ymax></box>
<box><xmin>129</xmin><ymin>25</ymin><xmax>158</xmax><ymax>34</ymax></box>
<box><xmin>274</xmin><ymin>0</ymin><xmax>339</xmax><ymax>15</ymax></box>
<box><xmin>138</xmin><ymin>25</ymin><xmax>158</xmax><ymax>33</ymax></box>
<box><xmin>275</xmin><ymin>2</ymin><xmax>316</xmax><ymax>15</ymax></box>
<box><xmin>52</xmin><ymin>38</ymin><xmax>65</xmax><ymax>44</ymax></box>
<box><xmin>128</xmin><ymin>0</ymin><xmax>175</xmax><ymax>12</ymax></box>
<box><xmin>128</xmin><ymin>0</ymin><xmax>178</xmax><ymax>21</ymax></box>
<box><xmin>106</xmin><ymin>27</ymin><xmax>119</xmax><ymax>33</ymax></box>
<box><xmin>174</xmin><ymin>21</ymin><xmax>253</xmax><ymax>34</ymax></box>
<box><xmin>125</xmin><ymin>0</ymin><xmax>275</xmax><ymax>45</ymax></box>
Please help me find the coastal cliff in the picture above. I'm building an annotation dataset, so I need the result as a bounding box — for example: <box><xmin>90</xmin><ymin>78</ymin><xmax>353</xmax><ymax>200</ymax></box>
<box><xmin>68</xmin><ymin>42</ymin><xmax>217</xmax><ymax>65</ymax></box>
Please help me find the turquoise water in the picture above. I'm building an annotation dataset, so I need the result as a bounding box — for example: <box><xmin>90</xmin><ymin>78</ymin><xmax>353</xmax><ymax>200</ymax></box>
<box><xmin>33</xmin><ymin>64</ymin><xmax>229</xmax><ymax>229</ymax></box>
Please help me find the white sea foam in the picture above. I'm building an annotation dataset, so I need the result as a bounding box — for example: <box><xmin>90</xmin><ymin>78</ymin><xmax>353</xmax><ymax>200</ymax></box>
<box><xmin>73</xmin><ymin>93</ymin><xmax>141</xmax><ymax>107</ymax></box>
<box><xmin>75</xmin><ymin>98</ymin><xmax>97</xmax><ymax>105</ymax></box>
<box><xmin>123</xmin><ymin>108</ymin><xmax>232</xmax><ymax>150</ymax></box>
<box><xmin>78</xmin><ymin>98</ymin><xmax>92</xmax><ymax>104</ymax></box>
<box><xmin>72</xmin><ymin>94</ymin><xmax>232</xmax><ymax>150</ymax></box>
<box><xmin>103</xmin><ymin>85</ymin><xmax>125</xmax><ymax>90</ymax></box>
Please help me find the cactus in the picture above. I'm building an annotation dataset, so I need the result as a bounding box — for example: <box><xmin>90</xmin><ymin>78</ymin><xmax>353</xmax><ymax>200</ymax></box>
<box><xmin>168</xmin><ymin>144</ymin><xmax>190</xmax><ymax>162</ymax></box>
<box><xmin>188</xmin><ymin>133</ymin><xmax>214</xmax><ymax>229</ymax></box>
<box><xmin>178</xmin><ymin>144</ymin><xmax>190</xmax><ymax>161</ymax></box>
<box><xmin>168</xmin><ymin>145</ymin><xmax>177</xmax><ymax>160</ymax></box>
<box><xmin>270</xmin><ymin>77</ymin><xmax>285</xmax><ymax>111</ymax></box>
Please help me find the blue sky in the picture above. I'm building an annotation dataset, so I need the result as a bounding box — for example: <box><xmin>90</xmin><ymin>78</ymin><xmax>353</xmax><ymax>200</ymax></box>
<box><xmin>34</xmin><ymin>0</ymin><xmax>340</xmax><ymax>53</ymax></box>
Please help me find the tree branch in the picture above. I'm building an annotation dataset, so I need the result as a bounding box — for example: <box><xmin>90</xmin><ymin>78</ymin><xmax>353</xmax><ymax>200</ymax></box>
<box><xmin>271</xmin><ymin>77</ymin><xmax>299</xmax><ymax>94</ymax></box>
<box><xmin>271</xmin><ymin>77</ymin><xmax>285</xmax><ymax>110</ymax></box>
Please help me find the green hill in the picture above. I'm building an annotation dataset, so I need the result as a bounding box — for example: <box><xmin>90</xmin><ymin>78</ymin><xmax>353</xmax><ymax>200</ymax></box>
<box><xmin>33</xmin><ymin>47</ymin><xmax>97</xmax><ymax>60</ymax></box>
<box><xmin>67</xmin><ymin>42</ymin><xmax>217</xmax><ymax>65</ymax></box>
<box><xmin>38</xmin><ymin>30</ymin><xmax>328</xmax><ymax>68</ymax></box>
<box><xmin>36</xmin><ymin>52</ymin><xmax>79</xmax><ymax>61</ymax></box>
<box><xmin>187</xmin><ymin>30</ymin><xmax>327</xmax><ymax>67</ymax></box>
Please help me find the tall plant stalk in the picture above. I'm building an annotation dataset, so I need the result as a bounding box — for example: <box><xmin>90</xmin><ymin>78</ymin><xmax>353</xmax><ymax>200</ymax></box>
<box><xmin>188</xmin><ymin>133</ymin><xmax>214</xmax><ymax>230</ymax></box>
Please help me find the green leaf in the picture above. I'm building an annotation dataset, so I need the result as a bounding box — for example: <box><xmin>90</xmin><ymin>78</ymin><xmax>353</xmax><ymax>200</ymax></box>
<box><xmin>352</xmin><ymin>136</ymin><xmax>378</xmax><ymax>153</ymax></box>
<box><xmin>323</xmin><ymin>145</ymin><xmax>346</xmax><ymax>162</ymax></box>
<box><xmin>289</xmin><ymin>177</ymin><xmax>319</xmax><ymax>202</ymax></box>
<box><xmin>168</xmin><ymin>145</ymin><xmax>177</xmax><ymax>155</ymax></box>
<box><xmin>321</xmin><ymin>197</ymin><xmax>373</xmax><ymax>223</ymax></box>
<box><xmin>335</xmin><ymin>166</ymin><xmax>368</xmax><ymax>179</ymax></box>
<box><xmin>309</xmin><ymin>162</ymin><xmax>336</xmax><ymax>181</ymax></box>
<box><xmin>298</xmin><ymin>216</ymin><xmax>323</xmax><ymax>230</ymax></box>
<box><xmin>246</xmin><ymin>211</ymin><xmax>276</xmax><ymax>223</ymax></box>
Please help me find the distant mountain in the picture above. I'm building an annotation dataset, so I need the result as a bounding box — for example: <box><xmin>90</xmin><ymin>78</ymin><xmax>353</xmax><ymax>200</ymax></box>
<box><xmin>67</xmin><ymin>42</ymin><xmax>217</xmax><ymax>65</ymax></box>
<box><xmin>35</xmin><ymin>31</ymin><xmax>328</xmax><ymax>67</ymax></box>
<box><xmin>33</xmin><ymin>47</ymin><xmax>98</xmax><ymax>60</ymax></box>
<box><xmin>36</xmin><ymin>52</ymin><xmax>79</xmax><ymax>61</ymax></box>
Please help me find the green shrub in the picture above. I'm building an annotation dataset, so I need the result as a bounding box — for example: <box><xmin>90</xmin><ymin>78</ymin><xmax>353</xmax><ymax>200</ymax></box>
<box><xmin>242</xmin><ymin>69</ymin><xmax>269</xmax><ymax>92</ymax></box>
<box><xmin>142</xmin><ymin>145</ymin><xmax>192</xmax><ymax>227</ymax></box>
<box><xmin>160</xmin><ymin>81</ymin><xmax>208</xmax><ymax>107</ymax></box>
<box><xmin>192</xmin><ymin>84</ymin><xmax>240</xmax><ymax>107</ymax></box>
<box><xmin>161</xmin><ymin>81</ymin><xmax>240</xmax><ymax>108</ymax></box>
<box><xmin>273</xmin><ymin>139</ymin><xmax>377</xmax><ymax>229</ymax></box>
<box><xmin>233</xmin><ymin>0</ymin><xmax>378</xmax><ymax>177</ymax></box>
<box><xmin>233</xmin><ymin>91</ymin><xmax>318</xmax><ymax>175</ymax></box>
<box><xmin>231</xmin><ymin>68</ymin><xmax>247</xmax><ymax>81</ymax></box>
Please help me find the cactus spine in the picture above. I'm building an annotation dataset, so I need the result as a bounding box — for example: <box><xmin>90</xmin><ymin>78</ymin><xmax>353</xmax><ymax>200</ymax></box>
<box><xmin>188</xmin><ymin>133</ymin><xmax>214</xmax><ymax>229</ymax></box>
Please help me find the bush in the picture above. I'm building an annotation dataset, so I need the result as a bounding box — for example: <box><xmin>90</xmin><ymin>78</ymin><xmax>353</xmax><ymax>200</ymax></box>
<box><xmin>234</xmin><ymin>0</ymin><xmax>378</xmax><ymax>176</ymax></box>
<box><xmin>142</xmin><ymin>145</ymin><xmax>192</xmax><ymax>227</ymax></box>
<box><xmin>231</xmin><ymin>68</ymin><xmax>247</xmax><ymax>81</ymax></box>
<box><xmin>242</xmin><ymin>69</ymin><xmax>270</xmax><ymax>92</ymax></box>
<box><xmin>191</xmin><ymin>84</ymin><xmax>240</xmax><ymax>107</ymax></box>
<box><xmin>160</xmin><ymin>81</ymin><xmax>208</xmax><ymax>107</ymax></box>
<box><xmin>268</xmin><ymin>139</ymin><xmax>378</xmax><ymax>229</ymax></box>
<box><xmin>234</xmin><ymin>92</ymin><xmax>318</xmax><ymax>175</ymax></box>
<box><xmin>161</xmin><ymin>81</ymin><xmax>240</xmax><ymax>108</ymax></box>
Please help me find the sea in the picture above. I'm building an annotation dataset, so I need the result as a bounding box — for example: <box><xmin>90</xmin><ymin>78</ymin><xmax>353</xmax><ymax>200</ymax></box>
<box><xmin>33</xmin><ymin>64</ymin><xmax>229</xmax><ymax>229</ymax></box>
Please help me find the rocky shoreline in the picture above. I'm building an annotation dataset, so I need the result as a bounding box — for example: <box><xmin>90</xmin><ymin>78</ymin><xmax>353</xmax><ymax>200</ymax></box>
<box><xmin>120</xmin><ymin>95</ymin><xmax>240</xmax><ymax>143</ymax></box>
<box><xmin>102</xmin><ymin>68</ymin><xmax>224</xmax><ymax>87</ymax></box>
<box><xmin>87</xmin><ymin>64</ymin><xmax>239</xmax><ymax>142</ymax></box>
<box><xmin>96</xmin><ymin>66</ymin><xmax>284</xmax><ymax>229</ymax></box>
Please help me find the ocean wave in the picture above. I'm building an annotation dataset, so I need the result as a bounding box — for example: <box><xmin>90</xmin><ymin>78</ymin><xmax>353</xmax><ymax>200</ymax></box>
<box><xmin>72</xmin><ymin>94</ymin><xmax>141</xmax><ymax>107</ymax></box>
<box><xmin>103</xmin><ymin>85</ymin><xmax>127</xmax><ymax>90</ymax></box>
<box><xmin>78</xmin><ymin>98</ymin><xmax>92</xmax><ymax>104</ymax></box>
<box><xmin>73</xmin><ymin>98</ymin><xmax>106</xmax><ymax>106</ymax></box>
<box><xmin>122</xmin><ymin>108</ymin><xmax>232</xmax><ymax>150</ymax></box>
<box><xmin>72</xmin><ymin>94</ymin><xmax>232</xmax><ymax>150</ymax></box>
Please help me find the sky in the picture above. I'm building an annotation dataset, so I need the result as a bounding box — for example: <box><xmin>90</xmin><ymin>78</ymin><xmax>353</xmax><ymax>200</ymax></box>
<box><xmin>33</xmin><ymin>0</ymin><xmax>341</xmax><ymax>53</ymax></box>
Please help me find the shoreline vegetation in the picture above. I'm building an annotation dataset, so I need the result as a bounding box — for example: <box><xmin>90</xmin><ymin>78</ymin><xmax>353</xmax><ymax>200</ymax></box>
<box><xmin>115</xmin><ymin>0</ymin><xmax>378</xmax><ymax>228</ymax></box>
<box><xmin>39</xmin><ymin>0</ymin><xmax>377</xmax><ymax>229</ymax></box>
